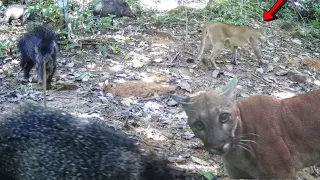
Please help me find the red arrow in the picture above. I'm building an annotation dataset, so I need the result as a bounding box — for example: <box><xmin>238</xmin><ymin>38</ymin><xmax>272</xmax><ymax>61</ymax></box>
<box><xmin>264</xmin><ymin>0</ymin><xmax>287</xmax><ymax>21</ymax></box>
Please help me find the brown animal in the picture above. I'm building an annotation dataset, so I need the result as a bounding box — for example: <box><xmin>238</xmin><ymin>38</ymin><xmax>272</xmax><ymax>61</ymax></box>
<box><xmin>195</xmin><ymin>22</ymin><xmax>265</xmax><ymax>70</ymax></box>
<box><xmin>170</xmin><ymin>77</ymin><xmax>320</xmax><ymax>179</ymax></box>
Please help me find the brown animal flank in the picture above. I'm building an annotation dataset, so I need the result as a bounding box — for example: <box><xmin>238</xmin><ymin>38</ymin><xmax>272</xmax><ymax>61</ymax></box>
<box><xmin>195</xmin><ymin>22</ymin><xmax>264</xmax><ymax>70</ymax></box>
<box><xmin>171</xmin><ymin>77</ymin><xmax>320</xmax><ymax>179</ymax></box>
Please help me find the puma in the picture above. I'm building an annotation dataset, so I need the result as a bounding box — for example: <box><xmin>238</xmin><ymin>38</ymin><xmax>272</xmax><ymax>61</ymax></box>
<box><xmin>195</xmin><ymin>22</ymin><xmax>265</xmax><ymax>69</ymax></box>
<box><xmin>170</xmin><ymin>77</ymin><xmax>320</xmax><ymax>179</ymax></box>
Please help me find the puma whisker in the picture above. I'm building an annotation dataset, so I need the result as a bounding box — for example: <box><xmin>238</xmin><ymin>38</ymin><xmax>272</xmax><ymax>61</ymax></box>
<box><xmin>236</xmin><ymin>144</ymin><xmax>256</xmax><ymax>157</ymax></box>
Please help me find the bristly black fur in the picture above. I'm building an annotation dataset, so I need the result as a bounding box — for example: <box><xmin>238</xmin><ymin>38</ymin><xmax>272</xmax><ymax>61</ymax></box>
<box><xmin>17</xmin><ymin>24</ymin><xmax>57</xmax><ymax>89</ymax></box>
<box><xmin>0</xmin><ymin>104</ymin><xmax>192</xmax><ymax>180</ymax></box>
<box><xmin>18</xmin><ymin>24</ymin><xmax>57</xmax><ymax>55</ymax></box>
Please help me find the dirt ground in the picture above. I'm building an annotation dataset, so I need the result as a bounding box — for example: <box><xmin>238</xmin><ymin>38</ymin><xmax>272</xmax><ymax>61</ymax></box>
<box><xmin>0</xmin><ymin>0</ymin><xmax>320</xmax><ymax>179</ymax></box>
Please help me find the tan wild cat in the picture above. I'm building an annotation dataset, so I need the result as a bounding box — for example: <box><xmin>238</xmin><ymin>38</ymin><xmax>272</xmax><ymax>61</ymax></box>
<box><xmin>171</xmin><ymin>77</ymin><xmax>320</xmax><ymax>179</ymax></box>
<box><xmin>195</xmin><ymin>22</ymin><xmax>265</xmax><ymax>70</ymax></box>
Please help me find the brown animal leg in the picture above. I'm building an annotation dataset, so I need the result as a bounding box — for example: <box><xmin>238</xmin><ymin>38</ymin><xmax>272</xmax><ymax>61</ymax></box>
<box><xmin>195</xmin><ymin>37</ymin><xmax>207</xmax><ymax>62</ymax></box>
<box><xmin>231</xmin><ymin>46</ymin><xmax>238</xmax><ymax>65</ymax></box>
<box><xmin>249</xmin><ymin>37</ymin><xmax>262</xmax><ymax>64</ymax></box>
<box><xmin>207</xmin><ymin>42</ymin><xmax>223</xmax><ymax>69</ymax></box>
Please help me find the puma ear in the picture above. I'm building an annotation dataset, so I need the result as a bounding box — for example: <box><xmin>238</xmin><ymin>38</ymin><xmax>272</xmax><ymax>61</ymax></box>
<box><xmin>219</xmin><ymin>77</ymin><xmax>238</xmax><ymax>100</ymax></box>
<box><xmin>169</xmin><ymin>94</ymin><xmax>191</xmax><ymax>105</ymax></box>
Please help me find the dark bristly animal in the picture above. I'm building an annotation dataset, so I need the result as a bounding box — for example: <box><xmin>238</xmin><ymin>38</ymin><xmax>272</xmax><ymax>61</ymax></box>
<box><xmin>0</xmin><ymin>104</ymin><xmax>189</xmax><ymax>180</ymax></box>
<box><xmin>93</xmin><ymin>0</ymin><xmax>133</xmax><ymax>17</ymax></box>
<box><xmin>92</xmin><ymin>0</ymin><xmax>133</xmax><ymax>26</ymax></box>
<box><xmin>18</xmin><ymin>24</ymin><xmax>58</xmax><ymax>89</ymax></box>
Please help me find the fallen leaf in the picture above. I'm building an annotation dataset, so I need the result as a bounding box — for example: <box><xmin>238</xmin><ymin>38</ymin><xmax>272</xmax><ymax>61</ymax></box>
<box><xmin>191</xmin><ymin>156</ymin><xmax>210</xmax><ymax>166</ymax></box>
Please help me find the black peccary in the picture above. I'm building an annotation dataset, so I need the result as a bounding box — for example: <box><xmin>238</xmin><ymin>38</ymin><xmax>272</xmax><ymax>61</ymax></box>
<box><xmin>18</xmin><ymin>24</ymin><xmax>58</xmax><ymax>89</ymax></box>
<box><xmin>0</xmin><ymin>104</ymin><xmax>188</xmax><ymax>180</ymax></box>
<box><xmin>93</xmin><ymin>0</ymin><xmax>133</xmax><ymax>18</ymax></box>
<box><xmin>2</xmin><ymin>4</ymin><xmax>27</xmax><ymax>25</ymax></box>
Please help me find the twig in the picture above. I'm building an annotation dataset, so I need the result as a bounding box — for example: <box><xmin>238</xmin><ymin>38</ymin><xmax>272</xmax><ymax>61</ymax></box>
<box><xmin>53</xmin><ymin>96</ymin><xmax>76</xmax><ymax>99</ymax></box>
<box><xmin>123</xmin><ymin>115</ymin><xmax>129</xmax><ymax>129</ymax></box>
<box><xmin>251</xmin><ymin>73</ymin><xmax>270</xmax><ymax>85</ymax></box>
<box><xmin>250</xmin><ymin>73</ymin><xmax>282</xmax><ymax>91</ymax></box>
<box><xmin>14</xmin><ymin>68</ymin><xmax>22</xmax><ymax>80</ymax></box>
<box><xmin>0</xmin><ymin>90</ymin><xmax>14</xmax><ymax>96</ymax></box>
<box><xmin>170</xmin><ymin>51</ymin><xmax>180</xmax><ymax>63</ymax></box>
<box><xmin>184</xmin><ymin>50</ymin><xmax>195</xmax><ymax>57</ymax></box>
<box><xmin>43</xmin><ymin>62</ymin><xmax>47</xmax><ymax>108</ymax></box>
<box><xmin>139</xmin><ymin>96</ymin><xmax>156</xmax><ymax>101</ymax></box>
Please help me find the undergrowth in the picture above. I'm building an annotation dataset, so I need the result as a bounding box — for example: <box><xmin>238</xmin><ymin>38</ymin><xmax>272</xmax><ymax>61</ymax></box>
<box><xmin>145</xmin><ymin>0</ymin><xmax>319</xmax><ymax>39</ymax></box>
<box><xmin>0</xmin><ymin>0</ymin><xmax>318</xmax><ymax>58</ymax></box>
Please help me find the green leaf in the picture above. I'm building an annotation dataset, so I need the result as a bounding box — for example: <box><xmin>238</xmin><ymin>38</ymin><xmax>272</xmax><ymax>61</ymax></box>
<box><xmin>200</xmin><ymin>171</ymin><xmax>217</xmax><ymax>180</ymax></box>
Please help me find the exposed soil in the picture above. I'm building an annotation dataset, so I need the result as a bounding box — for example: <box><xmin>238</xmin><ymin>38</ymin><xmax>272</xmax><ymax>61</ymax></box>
<box><xmin>0</xmin><ymin>0</ymin><xmax>319</xmax><ymax>179</ymax></box>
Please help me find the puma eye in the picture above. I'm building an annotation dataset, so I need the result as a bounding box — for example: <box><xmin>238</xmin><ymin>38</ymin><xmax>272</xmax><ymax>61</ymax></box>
<box><xmin>219</xmin><ymin>113</ymin><xmax>230</xmax><ymax>123</ymax></box>
<box><xmin>193</xmin><ymin>121</ymin><xmax>205</xmax><ymax>131</ymax></box>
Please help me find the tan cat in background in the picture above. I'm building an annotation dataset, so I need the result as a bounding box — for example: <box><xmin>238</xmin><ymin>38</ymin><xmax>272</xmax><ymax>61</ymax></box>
<box><xmin>171</xmin><ymin>77</ymin><xmax>320</xmax><ymax>178</ymax></box>
<box><xmin>194</xmin><ymin>22</ymin><xmax>265</xmax><ymax>70</ymax></box>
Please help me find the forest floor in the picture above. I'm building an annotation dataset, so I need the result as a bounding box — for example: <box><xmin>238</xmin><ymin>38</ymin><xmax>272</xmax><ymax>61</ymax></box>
<box><xmin>0</xmin><ymin>0</ymin><xmax>319</xmax><ymax>179</ymax></box>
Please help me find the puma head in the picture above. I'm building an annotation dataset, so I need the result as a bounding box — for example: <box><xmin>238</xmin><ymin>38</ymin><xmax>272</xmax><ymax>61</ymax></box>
<box><xmin>170</xmin><ymin>77</ymin><xmax>239</xmax><ymax>155</ymax></box>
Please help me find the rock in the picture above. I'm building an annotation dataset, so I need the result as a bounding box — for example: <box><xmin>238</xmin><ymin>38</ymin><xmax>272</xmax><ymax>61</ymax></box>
<box><xmin>287</xmin><ymin>70</ymin><xmax>308</xmax><ymax>83</ymax></box>
<box><xmin>182</xmin><ymin>131</ymin><xmax>194</xmax><ymax>140</ymax></box>
<box><xmin>98</xmin><ymin>96</ymin><xmax>110</xmax><ymax>104</ymax></box>
<box><xmin>240</xmin><ymin>92</ymin><xmax>250</xmax><ymax>98</ymax></box>
<box><xmin>132</xmin><ymin>59</ymin><xmax>144</xmax><ymax>68</ymax></box>
<box><xmin>275</xmin><ymin>70</ymin><xmax>288</xmax><ymax>76</ymax></box>
<box><xmin>67</xmin><ymin>61</ymin><xmax>74</xmax><ymax>67</ymax></box>
<box><xmin>115</xmin><ymin>74</ymin><xmax>127</xmax><ymax>77</ymax></box>
<box><xmin>314</xmin><ymin>80</ymin><xmax>320</xmax><ymax>86</ymax></box>
<box><xmin>167</xmin><ymin>157</ymin><xmax>187</xmax><ymax>163</ymax></box>
<box><xmin>292</xmin><ymin>39</ymin><xmax>302</xmax><ymax>45</ymax></box>
<box><xmin>151</xmin><ymin>114</ymin><xmax>161</xmax><ymax>122</ymax></box>
<box><xmin>273</xmin><ymin>57</ymin><xmax>280</xmax><ymax>62</ymax></box>
<box><xmin>266</xmin><ymin>64</ymin><xmax>274</xmax><ymax>72</ymax></box>
<box><xmin>167</xmin><ymin>100</ymin><xmax>178</xmax><ymax>106</ymax></box>
<box><xmin>153</xmin><ymin>58</ymin><xmax>163</xmax><ymax>63</ymax></box>
<box><xmin>224</xmin><ymin>71</ymin><xmax>234</xmax><ymax>77</ymax></box>
<box><xmin>178</xmin><ymin>81</ymin><xmax>192</xmax><ymax>92</ymax></box>
<box><xmin>260</xmin><ymin>60</ymin><xmax>270</xmax><ymax>64</ymax></box>
<box><xmin>279</xmin><ymin>65</ymin><xmax>286</xmax><ymax>69</ymax></box>
<box><xmin>255</xmin><ymin>68</ymin><xmax>264</xmax><ymax>75</ymax></box>
<box><xmin>211</xmin><ymin>70</ymin><xmax>221</xmax><ymax>78</ymax></box>
<box><xmin>225</xmin><ymin>64</ymin><xmax>233</xmax><ymax>71</ymax></box>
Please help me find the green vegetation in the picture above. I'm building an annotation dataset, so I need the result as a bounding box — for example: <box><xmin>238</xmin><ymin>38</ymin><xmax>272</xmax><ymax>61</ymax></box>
<box><xmin>0</xmin><ymin>0</ymin><xmax>318</xmax><ymax>58</ymax></box>
<box><xmin>25</xmin><ymin>0</ymin><xmax>61</xmax><ymax>25</ymax></box>
<box><xmin>148</xmin><ymin>0</ymin><xmax>319</xmax><ymax>38</ymax></box>
<box><xmin>0</xmin><ymin>38</ymin><xmax>15</xmax><ymax>58</ymax></box>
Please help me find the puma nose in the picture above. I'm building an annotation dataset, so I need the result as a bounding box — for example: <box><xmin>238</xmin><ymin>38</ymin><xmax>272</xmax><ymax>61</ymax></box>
<box><xmin>212</xmin><ymin>143</ymin><xmax>225</xmax><ymax>152</ymax></box>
